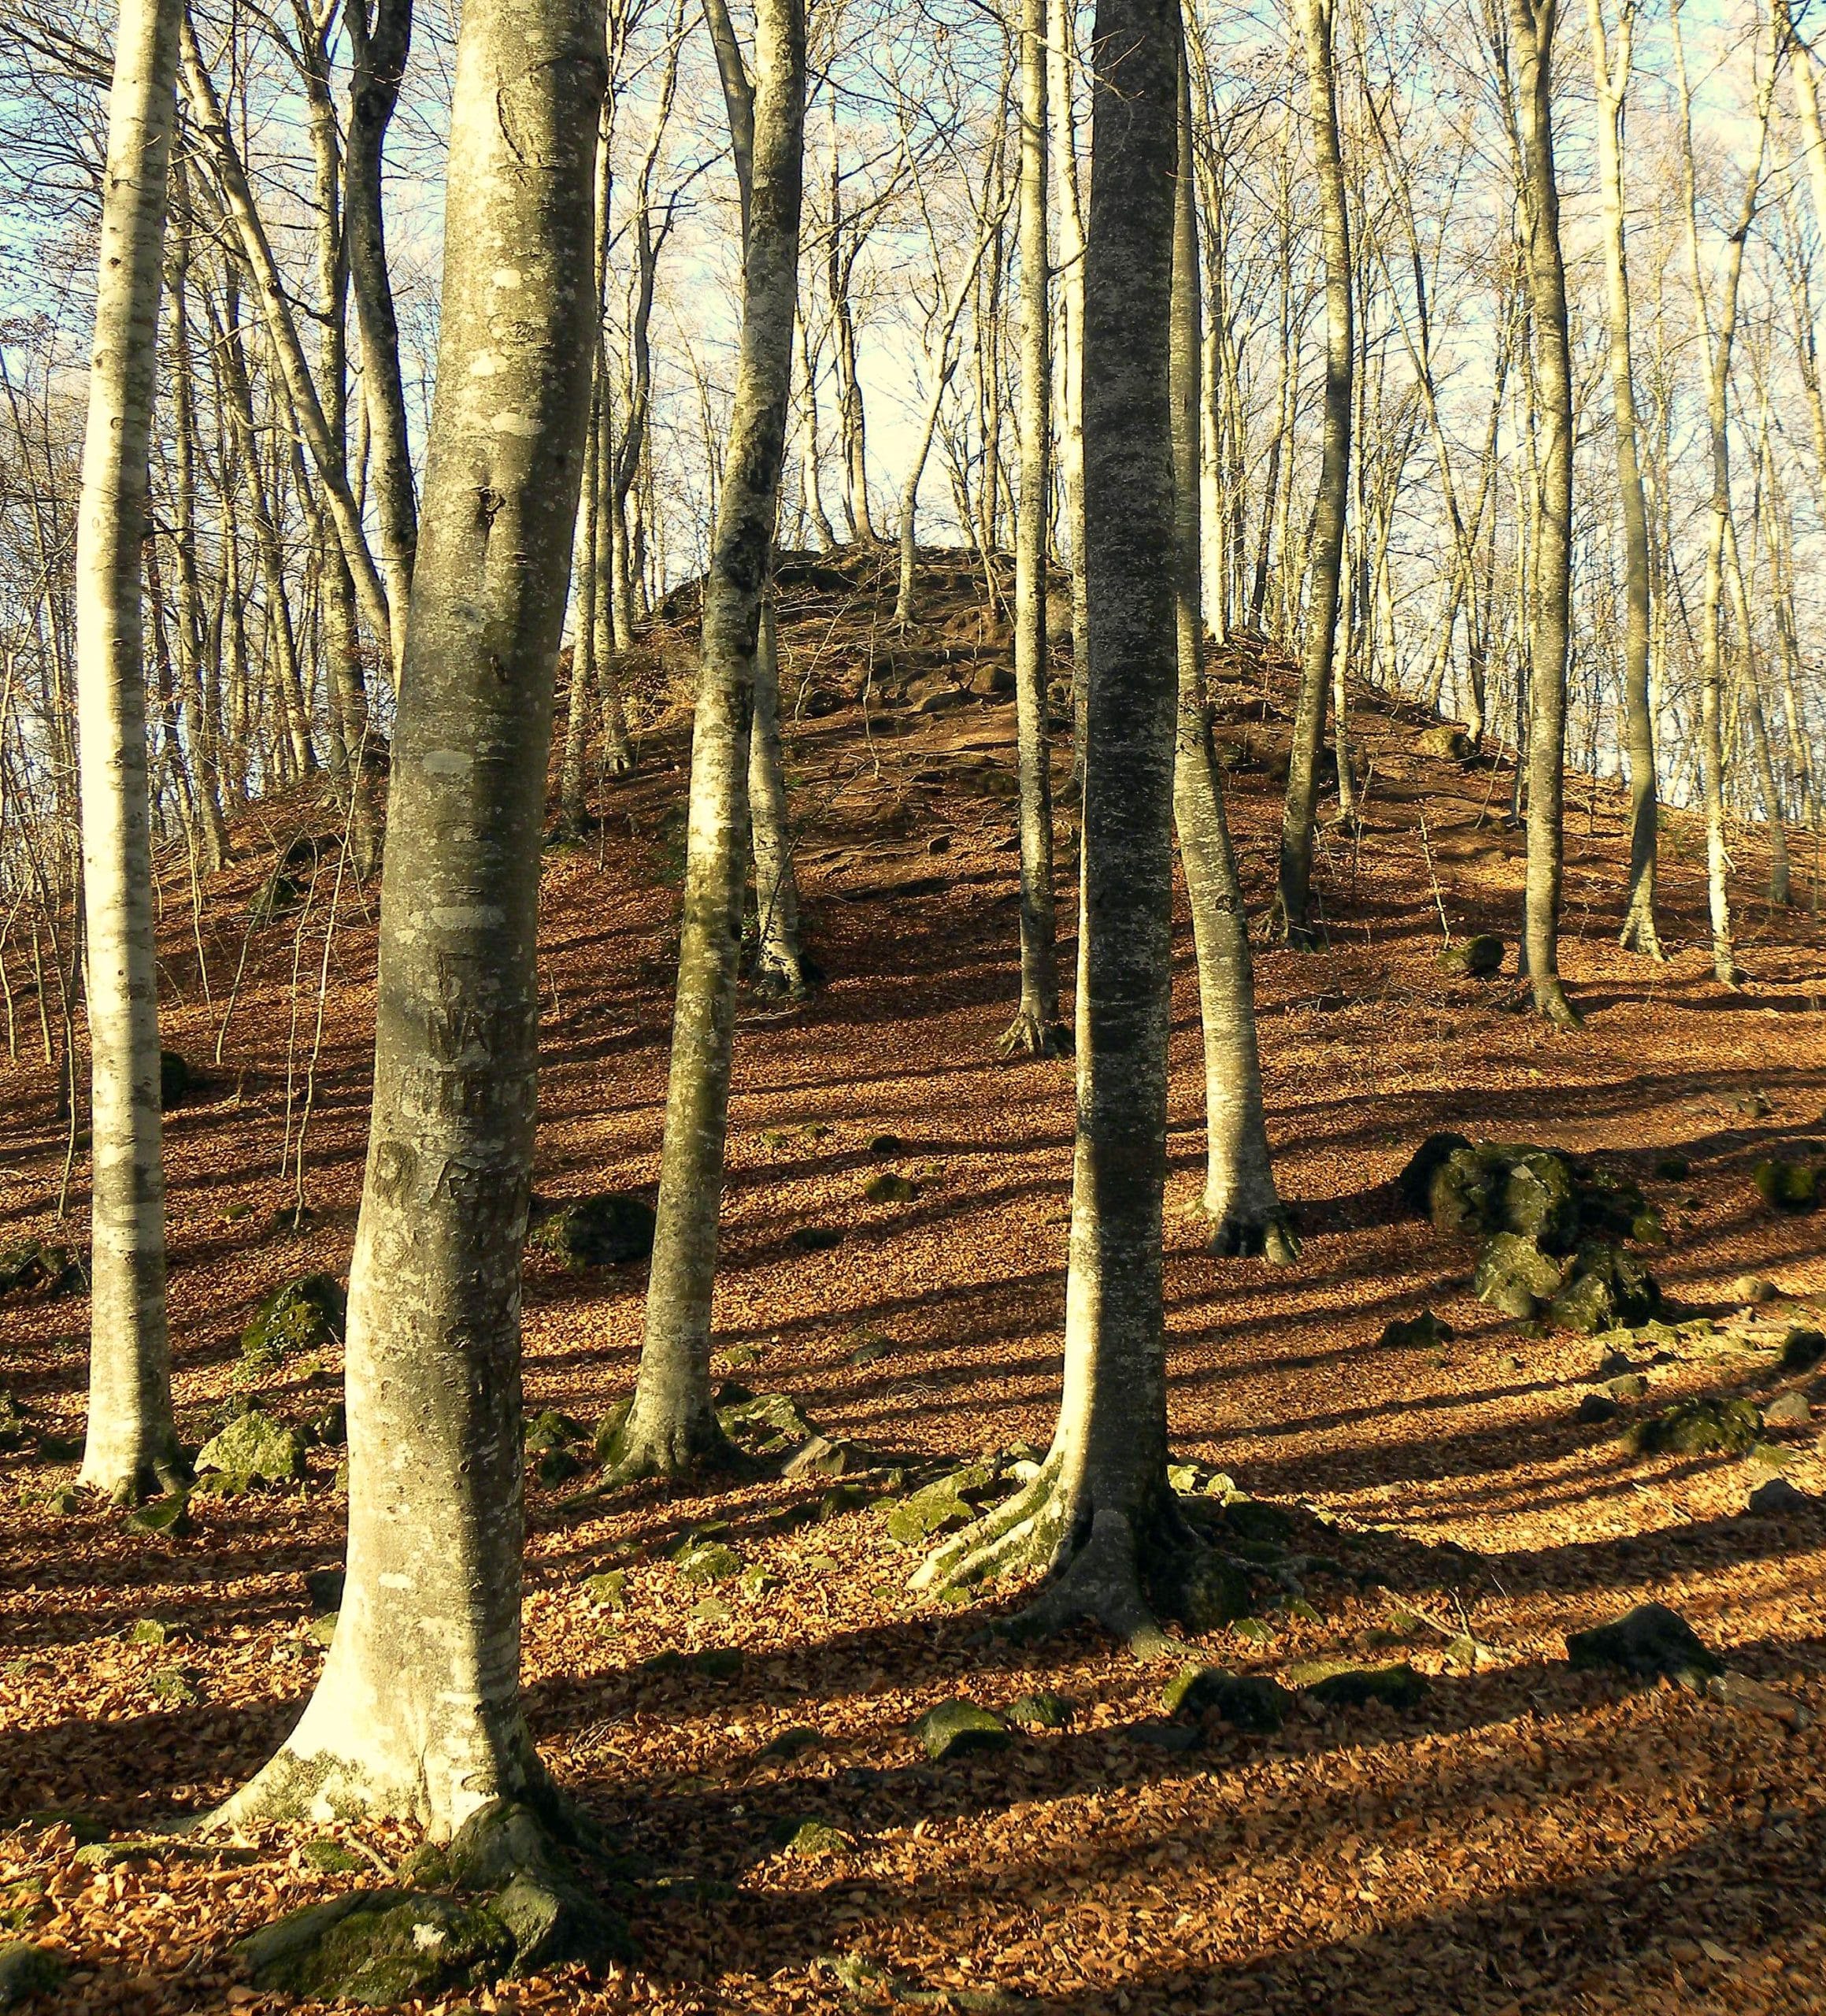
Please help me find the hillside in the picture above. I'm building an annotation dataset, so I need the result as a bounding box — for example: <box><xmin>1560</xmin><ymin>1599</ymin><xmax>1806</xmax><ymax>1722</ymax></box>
<box><xmin>3</xmin><ymin>549</ymin><xmax>1826</xmax><ymax>2014</ymax></box>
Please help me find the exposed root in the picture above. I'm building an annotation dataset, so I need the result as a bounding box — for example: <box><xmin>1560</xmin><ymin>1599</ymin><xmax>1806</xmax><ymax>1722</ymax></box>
<box><xmin>995</xmin><ymin>1008</ymin><xmax>1073</xmax><ymax>1061</ymax></box>
<box><xmin>915</xmin><ymin>1463</ymin><xmax>1239</xmax><ymax>1663</ymax></box>
<box><xmin>1618</xmin><ymin>906</ymin><xmax>1665</xmax><ymax>962</ymax></box>
<box><xmin>1531</xmin><ymin>977</ymin><xmax>1583</xmax><ymax>1030</ymax></box>
<box><xmin>751</xmin><ymin>948</ymin><xmax>824</xmax><ymax>1000</ymax></box>
<box><xmin>561</xmin><ymin>1407</ymin><xmax>752</xmax><ymax>1506</ymax></box>
<box><xmin>603</xmin><ymin>742</ymin><xmax>637</xmax><ymax>780</ymax></box>
<box><xmin>1205</xmin><ymin>1203</ymin><xmax>1300</xmax><ymax>1265</ymax></box>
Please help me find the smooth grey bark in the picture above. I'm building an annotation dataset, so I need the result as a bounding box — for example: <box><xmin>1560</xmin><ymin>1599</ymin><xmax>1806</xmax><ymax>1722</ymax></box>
<box><xmin>747</xmin><ymin>599</ymin><xmax>816</xmax><ymax>994</ymax></box>
<box><xmin>602</xmin><ymin>0</ymin><xmax>805</xmax><ymax>1486</ymax></box>
<box><xmin>1722</xmin><ymin>510</ymin><xmax>1792</xmax><ymax>904</ymax></box>
<box><xmin>920</xmin><ymin>0</ymin><xmax>1225</xmax><ymax>1657</ymax></box>
<box><xmin>1167</xmin><ymin>37</ymin><xmax>1292</xmax><ymax>1264</ymax></box>
<box><xmin>1049</xmin><ymin>0</ymin><xmax>1091</xmax><ymax>784</ymax></box>
<box><xmin>1589</xmin><ymin>0</ymin><xmax>1662</xmax><ymax>958</ymax></box>
<box><xmin>344</xmin><ymin>0</ymin><xmax>418</xmax><ymax>675</ymax></box>
<box><xmin>76</xmin><ymin>0</ymin><xmax>184</xmax><ymax>1503</ymax></box>
<box><xmin>1001</xmin><ymin>0</ymin><xmax>1067</xmax><ymax>1059</ymax></box>
<box><xmin>217</xmin><ymin>0</ymin><xmax>605</xmax><ymax>1835</ymax></box>
<box><xmin>1509</xmin><ymin>0</ymin><xmax>1580</xmax><ymax>1027</ymax></box>
<box><xmin>1273</xmin><ymin>0</ymin><xmax>1351</xmax><ymax>949</ymax></box>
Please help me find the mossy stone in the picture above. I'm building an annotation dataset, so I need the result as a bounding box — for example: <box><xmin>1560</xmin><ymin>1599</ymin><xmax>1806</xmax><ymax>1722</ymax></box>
<box><xmin>125</xmin><ymin>1493</ymin><xmax>191</xmax><ymax>1536</ymax></box>
<box><xmin>195</xmin><ymin>1410</ymin><xmax>307</xmax><ymax>1487</ymax></box>
<box><xmin>911</xmin><ymin>1699</ymin><xmax>1009</xmax><ymax>1762</ymax></box>
<box><xmin>0</xmin><ymin>1940</ymin><xmax>66</xmax><ymax>2007</ymax></box>
<box><xmin>673</xmin><ymin>1540</ymin><xmax>743</xmax><ymax>1584</ymax></box>
<box><xmin>1287</xmin><ymin>1659</ymin><xmax>1426</xmax><ymax>1710</ymax></box>
<box><xmin>583</xmin><ymin>1569</ymin><xmax>627</xmax><ymax>1612</ymax></box>
<box><xmin>786</xmin><ymin>1820</ymin><xmax>853</xmax><ymax>1858</ymax></box>
<box><xmin>886</xmin><ymin>1478</ymin><xmax>976</xmax><ymax>1544</ymax></box>
<box><xmin>1395</xmin><ymin>1132</ymin><xmax>1473</xmax><ymax>1215</ymax></box>
<box><xmin>1160</xmin><ymin>1666</ymin><xmax>1291</xmax><ymax>1733</ymax></box>
<box><xmin>301</xmin><ymin>1839</ymin><xmax>365</xmax><ymax>1874</ymax></box>
<box><xmin>1626</xmin><ymin>1395</ymin><xmax>1763</xmax><ymax>1458</ymax></box>
<box><xmin>861</xmin><ymin>1171</ymin><xmax>917</xmax><ymax>1205</ymax></box>
<box><xmin>1780</xmin><ymin>1327</ymin><xmax>1826</xmax><ymax>1372</ymax></box>
<box><xmin>1502</xmin><ymin>1151</ymin><xmax>1580</xmax><ymax>1249</ymax></box>
<box><xmin>1753</xmin><ymin>1160</ymin><xmax>1820</xmax><ymax>1214</ymax></box>
<box><xmin>240</xmin><ymin>1891</ymin><xmax>512</xmax><ymax>2004</ymax></box>
<box><xmin>528</xmin><ymin>1193</ymin><xmax>656</xmax><ymax>1268</ymax></box>
<box><xmin>1005</xmin><ymin>1690</ymin><xmax>1074</xmax><ymax>1730</ymax></box>
<box><xmin>241</xmin><ymin>1275</ymin><xmax>346</xmax><ymax>1362</ymax></box>
<box><xmin>1565</xmin><ymin>1602</ymin><xmax>1723</xmax><ymax>1687</ymax></box>
<box><xmin>1380</xmin><ymin>1310</ymin><xmax>1454</xmax><ymax>1350</ymax></box>
<box><xmin>1438</xmin><ymin>934</ymin><xmax>1504</xmax><ymax>978</ymax></box>
<box><xmin>1473</xmin><ymin>1232</ymin><xmax>1563</xmax><ymax>1317</ymax></box>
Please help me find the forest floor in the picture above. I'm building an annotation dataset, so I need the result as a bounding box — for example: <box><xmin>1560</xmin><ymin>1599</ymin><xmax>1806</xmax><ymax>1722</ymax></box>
<box><xmin>5</xmin><ymin>550</ymin><xmax>1826</xmax><ymax>2015</ymax></box>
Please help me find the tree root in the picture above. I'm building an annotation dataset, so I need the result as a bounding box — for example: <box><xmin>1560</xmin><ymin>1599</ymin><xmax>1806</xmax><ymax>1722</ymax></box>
<box><xmin>560</xmin><ymin>1407</ymin><xmax>752</xmax><ymax>1508</ymax></box>
<box><xmin>1205</xmin><ymin>1203</ymin><xmax>1300</xmax><ymax>1264</ymax></box>
<box><xmin>751</xmin><ymin>948</ymin><xmax>824</xmax><ymax>1000</ymax></box>
<box><xmin>915</xmin><ymin>1462</ymin><xmax>1239</xmax><ymax>1662</ymax></box>
<box><xmin>995</xmin><ymin>1008</ymin><xmax>1073</xmax><ymax>1061</ymax></box>
<box><xmin>1531</xmin><ymin>977</ymin><xmax>1584</xmax><ymax>1030</ymax></box>
<box><xmin>1618</xmin><ymin>907</ymin><xmax>1665</xmax><ymax>962</ymax></box>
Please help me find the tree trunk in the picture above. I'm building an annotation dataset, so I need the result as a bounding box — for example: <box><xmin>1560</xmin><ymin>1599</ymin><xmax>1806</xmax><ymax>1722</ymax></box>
<box><xmin>1049</xmin><ymin>0</ymin><xmax>1090</xmax><ymax>784</ymax></box>
<box><xmin>1001</xmin><ymin>0</ymin><xmax>1066</xmax><ymax>1058</ymax></box>
<box><xmin>748</xmin><ymin>600</ymin><xmax>817</xmax><ymax>993</ymax></box>
<box><xmin>344</xmin><ymin>0</ymin><xmax>418</xmax><ymax>676</ymax></box>
<box><xmin>1589</xmin><ymin>0</ymin><xmax>1661</xmax><ymax>958</ymax></box>
<box><xmin>919</xmin><ymin>0</ymin><xmax>1229</xmax><ymax>1658</ymax></box>
<box><xmin>601</xmin><ymin>0</ymin><xmax>805</xmax><ymax>1487</ymax></box>
<box><xmin>219</xmin><ymin>0</ymin><xmax>602</xmax><ymax>1836</ymax></box>
<box><xmin>1510</xmin><ymin>0</ymin><xmax>1580</xmax><ymax>1026</ymax></box>
<box><xmin>76</xmin><ymin>0</ymin><xmax>185</xmax><ymax>1503</ymax></box>
<box><xmin>1274</xmin><ymin>0</ymin><xmax>1351</xmax><ymax>948</ymax></box>
<box><xmin>1168</xmin><ymin>35</ymin><xmax>1293</xmax><ymax>1264</ymax></box>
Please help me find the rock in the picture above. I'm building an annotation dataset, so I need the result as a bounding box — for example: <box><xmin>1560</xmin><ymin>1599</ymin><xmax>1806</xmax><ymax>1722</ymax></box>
<box><xmin>306</xmin><ymin>1566</ymin><xmax>345</xmax><ymax>1614</ymax></box>
<box><xmin>850</xmin><ymin>1332</ymin><xmax>894</xmax><ymax>1366</ymax></box>
<box><xmin>125</xmin><ymin>1618</ymin><xmax>177</xmax><ymax>1646</ymax></box>
<box><xmin>1626</xmin><ymin>1396</ymin><xmax>1762</xmax><ymax>1458</ymax></box>
<box><xmin>911</xmin><ymin>1699</ymin><xmax>1010</xmax><ymax>1762</ymax></box>
<box><xmin>782</xmin><ymin>1433</ymin><xmax>872</xmax><ymax>1479</ymax></box>
<box><xmin>1748</xmin><ymin>1475</ymin><xmax>1809</xmax><ymax>1515</ymax></box>
<box><xmin>1395</xmin><ymin>1132</ymin><xmax>1473</xmax><ymax>1216</ymax></box>
<box><xmin>158</xmin><ymin>1050</ymin><xmax>193</xmax><ymax>1108</ymax></box>
<box><xmin>915</xmin><ymin>684</ymin><xmax>967</xmax><ymax>714</ymax></box>
<box><xmin>673</xmin><ymin>1540</ymin><xmax>743</xmax><ymax>1584</ymax></box>
<box><xmin>125</xmin><ymin>1493</ymin><xmax>191</xmax><ymax>1536</ymax></box>
<box><xmin>195</xmin><ymin>1409</ymin><xmax>307</xmax><ymax>1488</ymax></box>
<box><xmin>1605</xmin><ymin>1373</ymin><xmax>1648</xmax><ymax>1399</ymax></box>
<box><xmin>1753</xmin><ymin>1159</ymin><xmax>1820</xmax><ymax>1214</ymax></box>
<box><xmin>1577</xmin><ymin>1394</ymin><xmax>1621</xmax><ymax>1424</ymax></box>
<box><xmin>1415</xmin><ymin>724</ymin><xmax>1474</xmax><ymax>760</ymax></box>
<box><xmin>1733</xmin><ymin>1274</ymin><xmax>1780</xmax><ymax>1305</ymax></box>
<box><xmin>241</xmin><ymin>1890</ymin><xmax>512</xmax><ymax>2004</ymax></box>
<box><xmin>1285</xmin><ymin>1659</ymin><xmax>1427</xmax><ymax>1710</ymax></box>
<box><xmin>1654</xmin><ymin>1154</ymin><xmax>1691</xmax><ymax>1180</ymax></box>
<box><xmin>788</xmin><ymin>1225</ymin><xmax>844</xmax><ymax>1252</ymax></box>
<box><xmin>1502</xmin><ymin>1151</ymin><xmax>1580</xmax><ymax>1249</ymax></box>
<box><xmin>528</xmin><ymin>1193</ymin><xmax>655</xmax><ymax>1268</ymax></box>
<box><xmin>1735</xmin><ymin>1089</ymin><xmax>1774</xmax><ymax>1120</ymax></box>
<box><xmin>785</xmin><ymin>1819</ymin><xmax>853</xmax><ymax>1858</ymax></box>
<box><xmin>868</xmin><ymin>1133</ymin><xmax>906</xmax><ymax>1156</ymax></box>
<box><xmin>0</xmin><ymin>1241</ymin><xmax>84</xmax><ymax>1299</ymax></box>
<box><xmin>1565</xmin><ymin>1602</ymin><xmax>1723</xmax><ymax>1687</ymax></box>
<box><xmin>0</xmin><ymin>1940</ymin><xmax>66</xmax><ymax>2008</ymax></box>
<box><xmin>302</xmin><ymin>1839</ymin><xmax>365</xmax><ymax>1874</ymax></box>
<box><xmin>241</xmin><ymin>1275</ymin><xmax>346</xmax><ymax>1362</ymax></box>
<box><xmin>250</xmin><ymin>871</ymin><xmax>305</xmax><ymax>925</ymax></box>
<box><xmin>1380</xmin><ymin>1310</ymin><xmax>1454</xmax><ymax>1350</ymax></box>
<box><xmin>1160</xmin><ymin>1666</ymin><xmax>1291</xmax><ymax>1733</ymax></box>
<box><xmin>1165</xmin><ymin>1551</ymin><xmax>1253</xmax><ymax>1632</ymax></box>
<box><xmin>887</xmin><ymin>1484</ymin><xmax>975</xmax><ymax>1540</ymax></box>
<box><xmin>583</xmin><ymin>1569</ymin><xmax>627</xmax><ymax>1612</ymax></box>
<box><xmin>818</xmin><ymin>1483</ymin><xmax>868</xmax><ymax>1521</ymax></box>
<box><xmin>1437</xmin><ymin>935</ymin><xmax>1504</xmax><ymax>978</ymax></box>
<box><xmin>761</xmin><ymin>1725</ymin><xmax>824</xmax><ymax>1758</ymax></box>
<box><xmin>1765</xmin><ymin>1391</ymin><xmax>1813</xmax><ymax>1429</ymax></box>
<box><xmin>717</xmin><ymin>1391</ymin><xmax>813</xmax><ymax>1456</ymax></box>
<box><xmin>1549</xmin><ymin>1243</ymin><xmax>1661</xmax><ymax>1333</ymax></box>
<box><xmin>1473</xmin><ymin>1232</ymin><xmax>1564</xmax><ymax>1317</ymax></box>
<box><xmin>146</xmin><ymin>1666</ymin><xmax>200</xmax><ymax>1705</ymax></box>
<box><xmin>306</xmin><ymin>1401</ymin><xmax>346</xmax><ymax>1447</ymax></box>
<box><xmin>1005</xmin><ymin>1690</ymin><xmax>1074</xmax><ymax>1730</ymax></box>
<box><xmin>1781</xmin><ymin>1327</ymin><xmax>1826</xmax><ymax>1371</ymax></box>
<box><xmin>524</xmin><ymin>1409</ymin><xmax>585</xmax><ymax>1455</ymax></box>
<box><xmin>966</xmin><ymin>663</ymin><xmax>1015</xmax><ymax>699</ymax></box>
<box><xmin>861</xmin><ymin>1170</ymin><xmax>917</xmax><ymax>1205</ymax></box>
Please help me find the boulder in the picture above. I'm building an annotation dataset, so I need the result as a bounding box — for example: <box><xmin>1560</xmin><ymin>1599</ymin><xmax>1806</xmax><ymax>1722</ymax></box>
<box><xmin>0</xmin><ymin>1941</ymin><xmax>67</xmax><ymax>2009</ymax></box>
<box><xmin>1780</xmin><ymin>1326</ymin><xmax>1826</xmax><ymax>1372</ymax></box>
<box><xmin>886</xmin><ymin>1477</ymin><xmax>977</xmax><ymax>1545</ymax></box>
<box><xmin>1395</xmin><ymin>1132</ymin><xmax>1473</xmax><ymax>1215</ymax></box>
<box><xmin>788</xmin><ymin>1225</ymin><xmax>844</xmax><ymax>1253</ymax></box>
<box><xmin>195</xmin><ymin>1410</ymin><xmax>307</xmax><ymax>1488</ymax></box>
<box><xmin>861</xmin><ymin>1170</ymin><xmax>917</xmax><ymax>1205</ymax></box>
<box><xmin>966</xmin><ymin>664</ymin><xmax>1015</xmax><ymax>699</ymax></box>
<box><xmin>785</xmin><ymin>1820</ymin><xmax>853</xmax><ymax>1859</ymax></box>
<box><xmin>240</xmin><ymin>1891</ymin><xmax>512</xmax><ymax>2005</ymax></box>
<box><xmin>1549</xmin><ymin>1243</ymin><xmax>1661</xmax><ymax>1333</ymax></box>
<box><xmin>1415</xmin><ymin>724</ymin><xmax>1475</xmax><ymax>761</ymax></box>
<box><xmin>1283</xmin><ymin>1658</ymin><xmax>1426</xmax><ymax>1710</ymax></box>
<box><xmin>672</xmin><ymin>1540</ymin><xmax>743</xmax><ymax>1584</ymax></box>
<box><xmin>0</xmin><ymin>1241</ymin><xmax>84</xmax><ymax>1299</ymax></box>
<box><xmin>1473</xmin><ymin>1232</ymin><xmax>1564</xmax><ymax>1318</ymax></box>
<box><xmin>1005</xmin><ymin>1690</ymin><xmax>1074</xmax><ymax>1731</ymax></box>
<box><xmin>1502</xmin><ymin>1151</ymin><xmax>1580</xmax><ymax>1249</ymax></box>
<box><xmin>1625</xmin><ymin>1396</ymin><xmax>1762</xmax><ymax>1458</ymax></box>
<box><xmin>1160</xmin><ymin>1666</ymin><xmax>1291</xmax><ymax>1733</ymax></box>
<box><xmin>241</xmin><ymin>1275</ymin><xmax>346</xmax><ymax>1362</ymax></box>
<box><xmin>1565</xmin><ymin>1603</ymin><xmax>1723</xmax><ymax>1688</ymax></box>
<box><xmin>528</xmin><ymin>1193</ymin><xmax>655</xmax><ymax>1268</ymax></box>
<box><xmin>911</xmin><ymin>1699</ymin><xmax>1009</xmax><ymax>1762</ymax></box>
<box><xmin>1753</xmin><ymin>1160</ymin><xmax>1820</xmax><ymax>1214</ymax></box>
<box><xmin>158</xmin><ymin>1051</ymin><xmax>194</xmax><ymax>1108</ymax></box>
<box><xmin>1747</xmin><ymin>1476</ymin><xmax>1809</xmax><ymax>1515</ymax></box>
<box><xmin>1428</xmin><ymin>1144</ymin><xmax>1507</xmax><ymax>1238</ymax></box>
<box><xmin>1765</xmin><ymin>1391</ymin><xmax>1812</xmax><ymax>1429</ymax></box>
<box><xmin>1380</xmin><ymin>1310</ymin><xmax>1454</xmax><ymax>1351</ymax></box>
<box><xmin>1437</xmin><ymin>935</ymin><xmax>1504</xmax><ymax>979</ymax></box>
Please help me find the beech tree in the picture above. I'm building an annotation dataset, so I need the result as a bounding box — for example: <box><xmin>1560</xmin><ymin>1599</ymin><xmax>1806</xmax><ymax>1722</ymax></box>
<box><xmin>219</xmin><ymin>0</ymin><xmax>606</xmax><ymax>1832</ymax></box>
<box><xmin>75</xmin><ymin>0</ymin><xmax>184</xmax><ymax>1503</ymax></box>
<box><xmin>599</xmin><ymin>0</ymin><xmax>806</xmax><ymax>1486</ymax></box>
<box><xmin>918</xmin><ymin>0</ymin><xmax>1244</xmax><ymax>1651</ymax></box>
